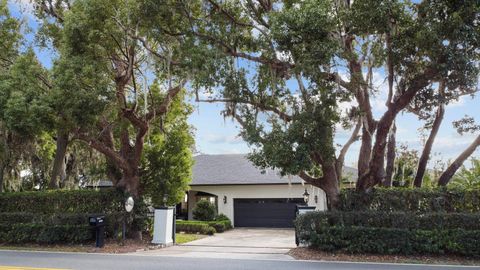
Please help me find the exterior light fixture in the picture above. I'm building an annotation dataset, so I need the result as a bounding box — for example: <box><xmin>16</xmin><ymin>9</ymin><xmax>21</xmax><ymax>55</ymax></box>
<box><xmin>303</xmin><ymin>189</ymin><xmax>310</xmax><ymax>204</ymax></box>
<box><xmin>314</xmin><ymin>195</ymin><xmax>318</xmax><ymax>204</ymax></box>
<box><xmin>223</xmin><ymin>195</ymin><xmax>227</xmax><ymax>204</ymax></box>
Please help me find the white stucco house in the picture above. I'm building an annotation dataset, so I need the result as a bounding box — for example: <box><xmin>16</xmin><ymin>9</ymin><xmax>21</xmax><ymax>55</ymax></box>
<box><xmin>181</xmin><ymin>154</ymin><xmax>357</xmax><ymax>228</ymax></box>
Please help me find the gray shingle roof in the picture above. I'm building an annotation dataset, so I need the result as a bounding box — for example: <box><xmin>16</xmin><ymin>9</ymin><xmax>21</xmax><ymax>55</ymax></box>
<box><xmin>191</xmin><ymin>154</ymin><xmax>358</xmax><ymax>186</ymax></box>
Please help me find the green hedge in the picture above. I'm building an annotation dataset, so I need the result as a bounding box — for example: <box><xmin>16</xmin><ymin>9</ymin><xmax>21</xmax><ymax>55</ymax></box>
<box><xmin>339</xmin><ymin>188</ymin><xmax>480</xmax><ymax>213</ymax></box>
<box><xmin>296</xmin><ymin>211</ymin><xmax>480</xmax><ymax>231</ymax></box>
<box><xmin>0</xmin><ymin>189</ymin><xmax>124</xmax><ymax>214</ymax></box>
<box><xmin>0</xmin><ymin>224</ymin><xmax>93</xmax><ymax>244</ymax></box>
<box><xmin>207</xmin><ymin>220</ymin><xmax>232</xmax><ymax>233</ymax></box>
<box><xmin>176</xmin><ymin>221</ymin><xmax>216</xmax><ymax>235</ymax></box>
<box><xmin>0</xmin><ymin>189</ymin><xmax>149</xmax><ymax>244</ymax></box>
<box><xmin>0</xmin><ymin>212</ymin><xmax>128</xmax><ymax>238</ymax></box>
<box><xmin>298</xmin><ymin>226</ymin><xmax>480</xmax><ymax>257</ymax></box>
<box><xmin>296</xmin><ymin>188</ymin><xmax>480</xmax><ymax>257</ymax></box>
<box><xmin>176</xmin><ymin>220</ymin><xmax>232</xmax><ymax>234</ymax></box>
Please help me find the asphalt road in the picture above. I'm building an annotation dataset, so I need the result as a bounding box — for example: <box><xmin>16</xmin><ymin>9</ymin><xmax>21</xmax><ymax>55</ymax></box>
<box><xmin>0</xmin><ymin>250</ymin><xmax>478</xmax><ymax>270</ymax></box>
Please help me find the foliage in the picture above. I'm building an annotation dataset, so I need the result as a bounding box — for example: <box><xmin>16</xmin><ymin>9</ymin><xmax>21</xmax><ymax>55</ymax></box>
<box><xmin>296</xmin><ymin>188</ymin><xmax>480</xmax><ymax>256</ymax></box>
<box><xmin>451</xmin><ymin>158</ymin><xmax>480</xmax><ymax>190</ymax></box>
<box><xmin>338</xmin><ymin>188</ymin><xmax>480</xmax><ymax>213</ymax></box>
<box><xmin>141</xmin><ymin>93</ymin><xmax>194</xmax><ymax>207</ymax></box>
<box><xmin>29</xmin><ymin>0</ymin><xmax>198</xmax><ymax>197</ymax></box>
<box><xmin>0</xmin><ymin>189</ymin><xmax>124</xmax><ymax>214</ymax></box>
<box><xmin>187</xmin><ymin>0</ymin><xmax>480</xmax><ymax>201</ymax></box>
<box><xmin>175</xmin><ymin>221</ymin><xmax>216</xmax><ymax>235</ymax></box>
<box><xmin>176</xmin><ymin>217</ymin><xmax>232</xmax><ymax>234</ymax></box>
<box><xmin>392</xmin><ymin>145</ymin><xmax>419</xmax><ymax>187</ymax></box>
<box><xmin>215</xmin><ymin>214</ymin><xmax>230</xmax><ymax>221</ymax></box>
<box><xmin>297</xmin><ymin>226</ymin><xmax>480</xmax><ymax>256</ymax></box>
<box><xmin>192</xmin><ymin>200</ymin><xmax>217</xmax><ymax>221</ymax></box>
<box><xmin>0</xmin><ymin>189</ymin><xmax>149</xmax><ymax>243</ymax></box>
<box><xmin>0</xmin><ymin>224</ymin><xmax>92</xmax><ymax>244</ymax></box>
<box><xmin>295</xmin><ymin>211</ymin><xmax>480</xmax><ymax>231</ymax></box>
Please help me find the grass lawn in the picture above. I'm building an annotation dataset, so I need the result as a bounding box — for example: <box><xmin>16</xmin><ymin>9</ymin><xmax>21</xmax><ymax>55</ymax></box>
<box><xmin>175</xmin><ymin>233</ymin><xmax>205</xmax><ymax>244</ymax></box>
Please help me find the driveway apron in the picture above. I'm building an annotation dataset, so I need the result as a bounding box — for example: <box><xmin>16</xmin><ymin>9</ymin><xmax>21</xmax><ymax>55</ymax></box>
<box><xmin>137</xmin><ymin>228</ymin><xmax>295</xmax><ymax>260</ymax></box>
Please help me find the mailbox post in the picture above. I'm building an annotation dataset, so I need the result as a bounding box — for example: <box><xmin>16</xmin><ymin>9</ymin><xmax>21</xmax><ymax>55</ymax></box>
<box><xmin>89</xmin><ymin>215</ymin><xmax>106</xmax><ymax>248</ymax></box>
<box><xmin>295</xmin><ymin>205</ymin><xmax>316</xmax><ymax>246</ymax></box>
<box><xmin>152</xmin><ymin>207</ymin><xmax>176</xmax><ymax>246</ymax></box>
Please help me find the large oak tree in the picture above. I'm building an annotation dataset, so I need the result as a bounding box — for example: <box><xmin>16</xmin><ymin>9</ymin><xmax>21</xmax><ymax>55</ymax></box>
<box><xmin>179</xmin><ymin>0</ymin><xmax>479</xmax><ymax>207</ymax></box>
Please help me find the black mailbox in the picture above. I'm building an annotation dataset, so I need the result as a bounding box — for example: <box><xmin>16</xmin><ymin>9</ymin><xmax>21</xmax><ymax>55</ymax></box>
<box><xmin>89</xmin><ymin>215</ymin><xmax>106</xmax><ymax>248</ymax></box>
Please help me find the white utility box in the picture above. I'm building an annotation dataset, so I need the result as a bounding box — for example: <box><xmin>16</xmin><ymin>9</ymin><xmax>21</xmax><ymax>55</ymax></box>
<box><xmin>152</xmin><ymin>207</ymin><xmax>175</xmax><ymax>245</ymax></box>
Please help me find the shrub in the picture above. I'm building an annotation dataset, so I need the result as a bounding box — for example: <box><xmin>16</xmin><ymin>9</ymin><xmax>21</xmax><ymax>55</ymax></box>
<box><xmin>176</xmin><ymin>221</ymin><xmax>215</xmax><ymax>235</ymax></box>
<box><xmin>207</xmin><ymin>220</ymin><xmax>232</xmax><ymax>233</ymax></box>
<box><xmin>0</xmin><ymin>189</ymin><xmax>125</xmax><ymax>214</ymax></box>
<box><xmin>339</xmin><ymin>188</ymin><xmax>480</xmax><ymax>213</ymax></box>
<box><xmin>205</xmin><ymin>227</ymin><xmax>216</xmax><ymax>236</ymax></box>
<box><xmin>215</xmin><ymin>214</ymin><xmax>230</xmax><ymax>221</ymax></box>
<box><xmin>0</xmin><ymin>189</ymin><xmax>149</xmax><ymax>243</ymax></box>
<box><xmin>0</xmin><ymin>224</ymin><xmax>93</xmax><ymax>244</ymax></box>
<box><xmin>295</xmin><ymin>211</ymin><xmax>480</xmax><ymax>231</ymax></box>
<box><xmin>297</xmin><ymin>226</ymin><xmax>480</xmax><ymax>257</ymax></box>
<box><xmin>295</xmin><ymin>188</ymin><xmax>480</xmax><ymax>257</ymax></box>
<box><xmin>211</xmin><ymin>214</ymin><xmax>233</xmax><ymax>232</ymax></box>
<box><xmin>176</xmin><ymin>219</ymin><xmax>232</xmax><ymax>234</ymax></box>
<box><xmin>192</xmin><ymin>200</ymin><xmax>216</xmax><ymax>221</ymax></box>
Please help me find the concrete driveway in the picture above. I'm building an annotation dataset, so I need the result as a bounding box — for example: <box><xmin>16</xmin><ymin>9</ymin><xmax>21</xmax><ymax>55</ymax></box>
<box><xmin>139</xmin><ymin>228</ymin><xmax>296</xmax><ymax>260</ymax></box>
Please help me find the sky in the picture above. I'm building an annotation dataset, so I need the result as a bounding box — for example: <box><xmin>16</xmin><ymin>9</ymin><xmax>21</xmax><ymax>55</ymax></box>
<box><xmin>7</xmin><ymin>1</ymin><xmax>479</xmax><ymax>170</ymax></box>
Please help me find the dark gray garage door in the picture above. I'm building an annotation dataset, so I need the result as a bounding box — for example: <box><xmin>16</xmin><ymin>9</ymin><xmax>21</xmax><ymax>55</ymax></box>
<box><xmin>233</xmin><ymin>198</ymin><xmax>304</xmax><ymax>228</ymax></box>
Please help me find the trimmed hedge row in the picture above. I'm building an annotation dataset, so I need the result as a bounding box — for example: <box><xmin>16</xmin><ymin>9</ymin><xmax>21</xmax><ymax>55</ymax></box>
<box><xmin>296</xmin><ymin>211</ymin><xmax>480</xmax><ymax>231</ymax></box>
<box><xmin>0</xmin><ymin>224</ymin><xmax>93</xmax><ymax>244</ymax></box>
<box><xmin>176</xmin><ymin>220</ymin><xmax>233</xmax><ymax>235</ymax></box>
<box><xmin>298</xmin><ymin>226</ymin><xmax>480</xmax><ymax>257</ymax></box>
<box><xmin>339</xmin><ymin>188</ymin><xmax>480</xmax><ymax>213</ymax></box>
<box><xmin>0</xmin><ymin>189</ymin><xmax>124</xmax><ymax>214</ymax></box>
<box><xmin>176</xmin><ymin>221</ymin><xmax>216</xmax><ymax>235</ymax></box>
<box><xmin>296</xmin><ymin>188</ymin><xmax>480</xmax><ymax>257</ymax></box>
<box><xmin>0</xmin><ymin>212</ymin><xmax>125</xmax><ymax>238</ymax></box>
<box><xmin>0</xmin><ymin>189</ymin><xmax>149</xmax><ymax>244</ymax></box>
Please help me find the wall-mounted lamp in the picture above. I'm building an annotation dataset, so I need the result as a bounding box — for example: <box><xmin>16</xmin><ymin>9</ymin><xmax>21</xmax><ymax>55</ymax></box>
<box><xmin>314</xmin><ymin>195</ymin><xmax>318</xmax><ymax>204</ymax></box>
<box><xmin>223</xmin><ymin>195</ymin><xmax>227</xmax><ymax>204</ymax></box>
<box><xmin>302</xmin><ymin>189</ymin><xmax>310</xmax><ymax>204</ymax></box>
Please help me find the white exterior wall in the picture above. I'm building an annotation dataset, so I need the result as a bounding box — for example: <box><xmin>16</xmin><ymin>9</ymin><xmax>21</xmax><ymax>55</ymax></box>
<box><xmin>187</xmin><ymin>184</ymin><xmax>327</xmax><ymax>226</ymax></box>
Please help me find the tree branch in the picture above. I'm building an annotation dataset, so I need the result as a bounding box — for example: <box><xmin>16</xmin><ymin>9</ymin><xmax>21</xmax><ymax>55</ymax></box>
<box><xmin>146</xmin><ymin>80</ymin><xmax>187</xmax><ymax>121</ymax></box>
<box><xmin>196</xmin><ymin>97</ymin><xmax>293</xmax><ymax>122</ymax></box>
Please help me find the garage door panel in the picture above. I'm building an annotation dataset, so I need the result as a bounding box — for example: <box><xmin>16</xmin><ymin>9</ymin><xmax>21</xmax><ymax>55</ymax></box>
<box><xmin>233</xmin><ymin>198</ymin><xmax>304</xmax><ymax>228</ymax></box>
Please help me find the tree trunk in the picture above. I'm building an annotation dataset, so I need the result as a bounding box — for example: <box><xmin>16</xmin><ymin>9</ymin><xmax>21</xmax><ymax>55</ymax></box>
<box><xmin>0</xmin><ymin>165</ymin><xmax>4</xmax><ymax>193</ymax></box>
<box><xmin>356</xmin><ymin>70</ymin><xmax>433</xmax><ymax>191</ymax></box>
<box><xmin>323</xmin><ymin>179</ymin><xmax>340</xmax><ymax>210</ymax></box>
<box><xmin>322</xmin><ymin>162</ymin><xmax>340</xmax><ymax>210</ymax></box>
<box><xmin>336</xmin><ymin>118</ymin><xmax>361</xmax><ymax>180</ymax></box>
<box><xmin>383</xmin><ymin>122</ymin><xmax>397</xmax><ymax>187</ymax></box>
<box><xmin>358</xmin><ymin>125</ymin><xmax>373</xmax><ymax>178</ymax></box>
<box><xmin>438</xmin><ymin>135</ymin><xmax>480</xmax><ymax>186</ymax></box>
<box><xmin>49</xmin><ymin>130</ymin><xmax>68</xmax><ymax>189</ymax></box>
<box><xmin>300</xmin><ymin>161</ymin><xmax>340</xmax><ymax>210</ymax></box>
<box><xmin>414</xmin><ymin>104</ymin><xmax>445</xmax><ymax>187</ymax></box>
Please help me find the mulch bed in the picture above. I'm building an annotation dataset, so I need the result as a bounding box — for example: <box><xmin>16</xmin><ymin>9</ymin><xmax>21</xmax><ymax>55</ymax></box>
<box><xmin>289</xmin><ymin>247</ymin><xmax>480</xmax><ymax>266</ymax></box>
<box><xmin>0</xmin><ymin>237</ymin><xmax>158</xmax><ymax>254</ymax></box>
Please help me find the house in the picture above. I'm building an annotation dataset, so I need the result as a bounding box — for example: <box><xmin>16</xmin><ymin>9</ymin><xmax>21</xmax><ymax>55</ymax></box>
<box><xmin>184</xmin><ymin>154</ymin><xmax>357</xmax><ymax>228</ymax></box>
